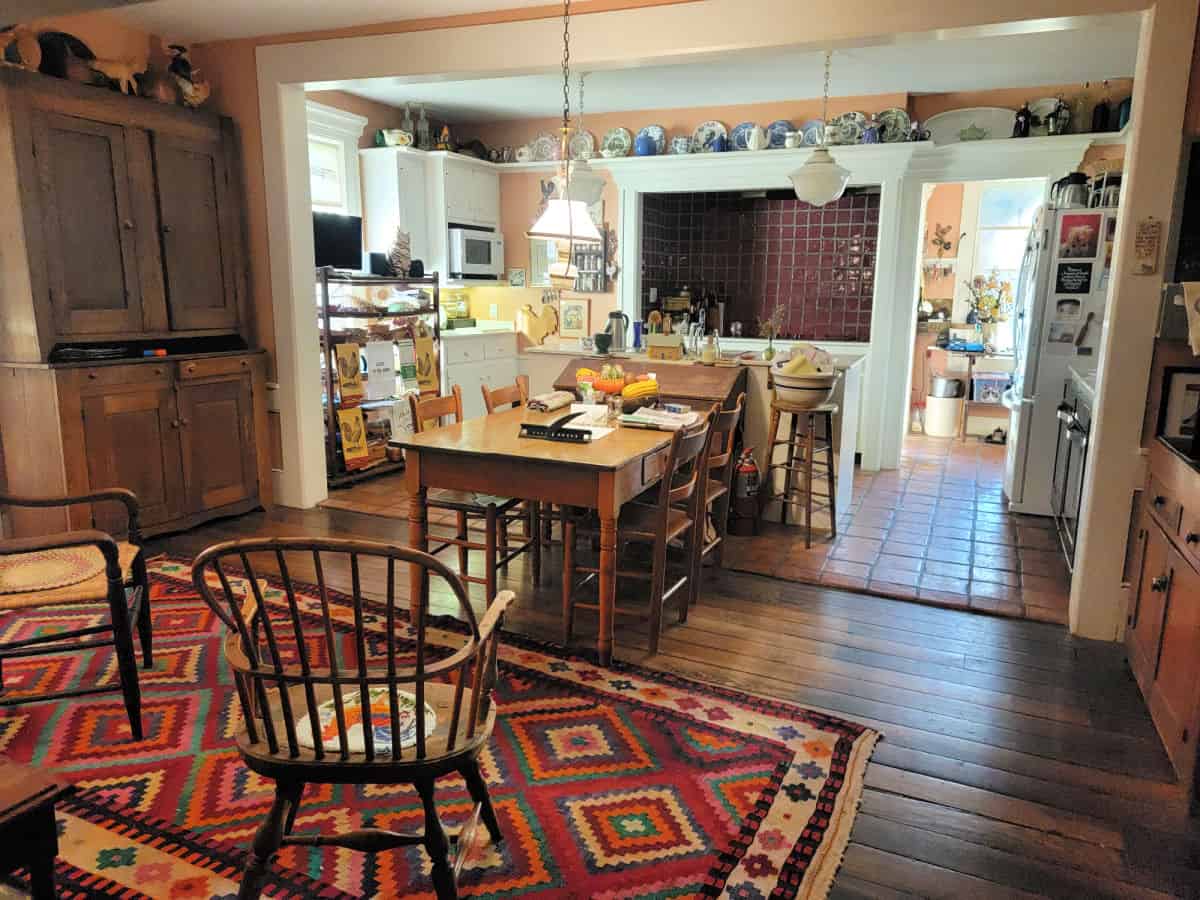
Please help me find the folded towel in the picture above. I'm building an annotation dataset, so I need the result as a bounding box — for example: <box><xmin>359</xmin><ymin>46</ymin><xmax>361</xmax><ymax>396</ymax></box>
<box><xmin>528</xmin><ymin>390</ymin><xmax>574</xmax><ymax>412</ymax></box>
<box><xmin>1184</xmin><ymin>282</ymin><xmax>1200</xmax><ymax>355</ymax></box>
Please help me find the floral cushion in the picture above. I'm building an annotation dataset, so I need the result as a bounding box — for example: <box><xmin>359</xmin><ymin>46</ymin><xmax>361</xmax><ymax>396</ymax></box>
<box><xmin>295</xmin><ymin>686</ymin><xmax>438</xmax><ymax>754</ymax></box>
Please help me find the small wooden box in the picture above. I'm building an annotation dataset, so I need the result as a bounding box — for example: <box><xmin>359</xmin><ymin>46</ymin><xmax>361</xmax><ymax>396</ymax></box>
<box><xmin>646</xmin><ymin>334</ymin><xmax>684</xmax><ymax>361</ymax></box>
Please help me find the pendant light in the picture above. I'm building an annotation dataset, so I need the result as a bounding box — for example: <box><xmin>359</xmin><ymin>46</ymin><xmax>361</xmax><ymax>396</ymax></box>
<box><xmin>552</xmin><ymin>72</ymin><xmax>605</xmax><ymax>207</ymax></box>
<box><xmin>789</xmin><ymin>51</ymin><xmax>850</xmax><ymax>207</ymax></box>
<box><xmin>528</xmin><ymin>0</ymin><xmax>601</xmax><ymax>287</ymax></box>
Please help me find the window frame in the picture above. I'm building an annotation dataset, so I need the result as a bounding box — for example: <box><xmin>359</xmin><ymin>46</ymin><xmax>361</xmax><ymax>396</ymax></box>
<box><xmin>305</xmin><ymin>100</ymin><xmax>368</xmax><ymax>218</ymax></box>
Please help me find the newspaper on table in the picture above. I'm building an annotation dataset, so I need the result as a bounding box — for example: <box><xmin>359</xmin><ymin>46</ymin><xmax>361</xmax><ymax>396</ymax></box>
<box><xmin>618</xmin><ymin>408</ymin><xmax>702</xmax><ymax>431</ymax></box>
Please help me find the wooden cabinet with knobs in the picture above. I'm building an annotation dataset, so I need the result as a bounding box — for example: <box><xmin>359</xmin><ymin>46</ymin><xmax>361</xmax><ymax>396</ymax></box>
<box><xmin>0</xmin><ymin>352</ymin><xmax>269</xmax><ymax>539</ymax></box>
<box><xmin>1126</xmin><ymin>440</ymin><xmax>1200</xmax><ymax>805</ymax></box>
<box><xmin>0</xmin><ymin>66</ymin><xmax>248</xmax><ymax>361</ymax></box>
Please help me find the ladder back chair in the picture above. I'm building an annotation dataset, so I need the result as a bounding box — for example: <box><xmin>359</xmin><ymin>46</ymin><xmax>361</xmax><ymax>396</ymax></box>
<box><xmin>409</xmin><ymin>386</ymin><xmax>540</xmax><ymax>600</ymax></box>
<box><xmin>190</xmin><ymin>537</ymin><xmax>514</xmax><ymax>900</ymax></box>
<box><xmin>695</xmin><ymin>392</ymin><xmax>746</xmax><ymax>581</ymax></box>
<box><xmin>479</xmin><ymin>375</ymin><xmax>528</xmax><ymax>414</ymax></box>
<box><xmin>563</xmin><ymin>410</ymin><xmax>715</xmax><ymax>656</ymax></box>
<box><xmin>0</xmin><ymin>490</ymin><xmax>151</xmax><ymax>740</ymax></box>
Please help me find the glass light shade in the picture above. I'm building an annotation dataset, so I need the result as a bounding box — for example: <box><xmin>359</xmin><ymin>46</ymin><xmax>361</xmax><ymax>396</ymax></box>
<box><xmin>528</xmin><ymin>197</ymin><xmax>602</xmax><ymax>243</ymax></box>
<box><xmin>788</xmin><ymin>147</ymin><xmax>850</xmax><ymax>207</ymax></box>
<box><xmin>552</xmin><ymin>159</ymin><xmax>606</xmax><ymax>207</ymax></box>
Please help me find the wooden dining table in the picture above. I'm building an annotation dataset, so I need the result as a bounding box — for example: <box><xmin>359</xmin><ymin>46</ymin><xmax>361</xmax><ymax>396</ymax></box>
<box><xmin>396</xmin><ymin>406</ymin><xmax>674</xmax><ymax>665</ymax></box>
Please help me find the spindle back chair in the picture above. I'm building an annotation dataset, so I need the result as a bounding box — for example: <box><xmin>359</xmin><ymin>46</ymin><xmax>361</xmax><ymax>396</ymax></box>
<box><xmin>191</xmin><ymin>537</ymin><xmax>513</xmax><ymax>899</ymax></box>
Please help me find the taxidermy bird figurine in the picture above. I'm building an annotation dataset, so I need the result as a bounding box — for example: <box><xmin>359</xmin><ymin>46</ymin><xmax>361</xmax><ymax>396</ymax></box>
<box><xmin>89</xmin><ymin>58</ymin><xmax>142</xmax><ymax>94</ymax></box>
<box><xmin>0</xmin><ymin>25</ymin><xmax>42</xmax><ymax>71</ymax></box>
<box><xmin>167</xmin><ymin>43</ymin><xmax>210</xmax><ymax>107</ymax></box>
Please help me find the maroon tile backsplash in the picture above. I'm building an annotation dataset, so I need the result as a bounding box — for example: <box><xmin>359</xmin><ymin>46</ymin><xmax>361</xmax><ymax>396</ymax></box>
<box><xmin>640</xmin><ymin>189</ymin><xmax>880</xmax><ymax>342</ymax></box>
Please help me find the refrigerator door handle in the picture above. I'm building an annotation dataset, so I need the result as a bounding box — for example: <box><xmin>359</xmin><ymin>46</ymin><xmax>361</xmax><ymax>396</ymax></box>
<box><xmin>1002</xmin><ymin>388</ymin><xmax>1035</xmax><ymax>410</ymax></box>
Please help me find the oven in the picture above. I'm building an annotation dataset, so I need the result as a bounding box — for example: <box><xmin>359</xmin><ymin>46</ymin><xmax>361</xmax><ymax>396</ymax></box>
<box><xmin>448</xmin><ymin>227</ymin><xmax>504</xmax><ymax>280</ymax></box>
<box><xmin>1051</xmin><ymin>379</ymin><xmax>1091</xmax><ymax>568</ymax></box>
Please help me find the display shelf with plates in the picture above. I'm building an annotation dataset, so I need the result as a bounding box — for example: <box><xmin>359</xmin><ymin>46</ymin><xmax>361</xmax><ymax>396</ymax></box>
<box><xmin>877</xmin><ymin>108</ymin><xmax>911</xmax><ymax>143</ymax></box>
<box><xmin>766</xmin><ymin>120</ymin><xmax>794</xmax><ymax>148</ymax></box>
<box><xmin>636</xmin><ymin>124</ymin><xmax>666</xmax><ymax>155</ymax></box>
<box><xmin>529</xmin><ymin>131</ymin><xmax>561</xmax><ymax>161</ymax></box>
<box><xmin>800</xmin><ymin>119</ymin><xmax>824</xmax><ymax>146</ymax></box>
<box><xmin>923</xmin><ymin>107</ymin><xmax>1015</xmax><ymax>145</ymax></box>
<box><xmin>568</xmin><ymin>129</ymin><xmax>596</xmax><ymax>160</ymax></box>
<box><xmin>730</xmin><ymin>121</ymin><xmax>755</xmax><ymax>150</ymax></box>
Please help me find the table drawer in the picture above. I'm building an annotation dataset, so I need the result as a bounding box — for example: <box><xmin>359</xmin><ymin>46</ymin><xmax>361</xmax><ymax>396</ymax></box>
<box><xmin>642</xmin><ymin>446</ymin><xmax>669</xmax><ymax>486</ymax></box>
<box><xmin>1148</xmin><ymin>474</ymin><xmax>1183</xmax><ymax>535</ymax></box>
<box><xmin>1181</xmin><ymin>510</ymin><xmax>1200</xmax><ymax>568</ymax></box>
<box><xmin>178</xmin><ymin>356</ymin><xmax>255</xmax><ymax>380</ymax></box>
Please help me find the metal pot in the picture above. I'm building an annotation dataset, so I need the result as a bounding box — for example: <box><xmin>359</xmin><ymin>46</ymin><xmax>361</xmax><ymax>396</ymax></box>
<box><xmin>930</xmin><ymin>376</ymin><xmax>964</xmax><ymax>398</ymax></box>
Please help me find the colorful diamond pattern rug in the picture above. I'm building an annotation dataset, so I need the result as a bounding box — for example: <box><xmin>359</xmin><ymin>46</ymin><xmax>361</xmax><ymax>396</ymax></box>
<box><xmin>0</xmin><ymin>557</ymin><xmax>879</xmax><ymax>899</ymax></box>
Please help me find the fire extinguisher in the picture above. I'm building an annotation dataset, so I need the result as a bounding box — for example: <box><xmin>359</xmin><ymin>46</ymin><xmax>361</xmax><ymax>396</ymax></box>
<box><xmin>734</xmin><ymin>448</ymin><xmax>760</xmax><ymax>499</ymax></box>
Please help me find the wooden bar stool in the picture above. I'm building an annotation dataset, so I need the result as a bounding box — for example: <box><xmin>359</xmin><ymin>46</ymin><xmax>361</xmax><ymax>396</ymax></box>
<box><xmin>409</xmin><ymin>386</ymin><xmax>539</xmax><ymax>604</ymax></box>
<box><xmin>762</xmin><ymin>400</ymin><xmax>838</xmax><ymax>548</ymax></box>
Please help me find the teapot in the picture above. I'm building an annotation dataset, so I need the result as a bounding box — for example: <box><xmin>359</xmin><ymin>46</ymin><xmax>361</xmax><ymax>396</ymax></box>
<box><xmin>746</xmin><ymin>125</ymin><xmax>769</xmax><ymax>151</ymax></box>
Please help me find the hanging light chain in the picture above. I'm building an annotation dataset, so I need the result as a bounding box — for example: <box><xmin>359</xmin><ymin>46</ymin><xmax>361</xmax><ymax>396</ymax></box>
<box><xmin>821</xmin><ymin>50</ymin><xmax>831</xmax><ymax>144</ymax></box>
<box><xmin>561</xmin><ymin>0</ymin><xmax>571</xmax><ymax>135</ymax></box>
<box><xmin>577</xmin><ymin>71</ymin><xmax>586</xmax><ymax>133</ymax></box>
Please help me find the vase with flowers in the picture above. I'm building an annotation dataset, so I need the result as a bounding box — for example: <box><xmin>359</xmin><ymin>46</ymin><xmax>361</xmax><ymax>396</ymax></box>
<box><xmin>963</xmin><ymin>271</ymin><xmax>1013</xmax><ymax>350</ymax></box>
<box><xmin>758</xmin><ymin>301</ymin><xmax>788</xmax><ymax>361</ymax></box>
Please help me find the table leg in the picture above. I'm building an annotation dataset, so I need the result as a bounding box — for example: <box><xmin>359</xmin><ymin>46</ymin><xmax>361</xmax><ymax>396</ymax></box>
<box><xmin>597</xmin><ymin>472</ymin><xmax>618</xmax><ymax>667</ymax></box>
<box><xmin>27</xmin><ymin>852</ymin><xmax>55</xmax><ymax>900</ymax></box>
<box><xmin>406</xmin><ymin>452</ymin><xmax>428</xmax><ymax>623</ymax></box>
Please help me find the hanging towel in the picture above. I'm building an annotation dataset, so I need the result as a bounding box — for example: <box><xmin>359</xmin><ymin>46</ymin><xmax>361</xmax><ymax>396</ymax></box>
<box><xmin>1185</xmin><ymin>283</ymin><xmax>1200</xmax><ymax>355</ymax></box>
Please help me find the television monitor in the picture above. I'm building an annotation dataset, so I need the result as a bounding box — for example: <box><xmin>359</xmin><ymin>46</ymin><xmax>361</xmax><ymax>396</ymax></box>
<box><xmin>313</xmin><ymin>211</ymin><xmax>363</xmax><ymax>271</ymax></box>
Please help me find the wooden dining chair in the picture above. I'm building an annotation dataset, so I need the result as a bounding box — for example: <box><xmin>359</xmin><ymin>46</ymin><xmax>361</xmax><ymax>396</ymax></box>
<box><xmin>479</xmin><ymin>375</ymin><xmax>528</xmax><ymax>414</ymax></box>
<box><xmin>409</xmin><ymin>387</ymin><xmax>539</xmax><ymax>602</ymax></box>
<box><xmin>562</xmin><ymin>411</ymin><xmax>715</xmax><ymax>656</ymax></box>
<box><xmin>0</xmin><ymin>490</ymin><xmax>151</xmax><ymax>740</ymax></box>
<box><xmin>190</xmin><ymin>537</ymin><xmax>514</xmax><ymax>900</ymax></box>
<box><xmin>695</xmin><ymin>392</ymin><xmax>746</xmax><ymax>578</ymax></box>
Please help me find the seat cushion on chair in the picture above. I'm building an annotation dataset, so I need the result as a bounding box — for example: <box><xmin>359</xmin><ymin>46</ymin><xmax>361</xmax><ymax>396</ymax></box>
<box><xmin>295</xmin><ymin>686</ymin><xmax>439</xmax><ymax>754</ymax></box>
<box><xmin>427</xmin><ymin>488</ymin><xmax>522</xmax><ymax>513</ymax></box>
<box><xmin>0</xmin><ymin>542</ymin><xmax>141</xmax><ymax>611</ymax></box>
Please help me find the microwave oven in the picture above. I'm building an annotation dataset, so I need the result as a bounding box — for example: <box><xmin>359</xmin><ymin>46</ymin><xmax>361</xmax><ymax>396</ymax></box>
<box><xmin>448</xmin><ymin>228</ymin><xmax>504</xmax><ymax>280</ymax></box>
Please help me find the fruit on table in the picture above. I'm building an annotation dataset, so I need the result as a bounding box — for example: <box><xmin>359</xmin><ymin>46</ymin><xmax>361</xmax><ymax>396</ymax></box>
<box><xmin>622</xmin><ymin>380</ymin><xmax>659</xmax><ymax>399</ymax></box>
<box><xmin>576</xmin><ymin>367</ymin><xmax>598</xmax><ymax>380</ymax></box>
<box><xmin>593</xmin><ymin>378</ymin><xmax>626</xmax><ymax>394</ymax></box>
<box><xmin>599</xmin><ymin>363</ymin><xmax>625</xmax><ymax>381</ymax></box>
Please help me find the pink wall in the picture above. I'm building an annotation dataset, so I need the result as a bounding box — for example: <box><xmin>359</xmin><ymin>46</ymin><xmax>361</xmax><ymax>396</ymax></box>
<box><xmin>922</xmin><ymin>183</ymin><xmax>964</xmax><ymax>302</ymax></box>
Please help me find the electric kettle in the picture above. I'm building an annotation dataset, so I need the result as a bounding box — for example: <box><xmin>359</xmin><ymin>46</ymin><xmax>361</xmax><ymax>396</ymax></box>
<box><xmin>606</xmin><ymin>310</ymin><xmax>631</xmax><ymax>351</ymax></box>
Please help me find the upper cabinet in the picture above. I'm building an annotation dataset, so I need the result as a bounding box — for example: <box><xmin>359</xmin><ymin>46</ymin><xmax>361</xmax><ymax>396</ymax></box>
<box><xmin>443</xmin><ymin>156</ymin><xmax>499</xmax><ymax>227</ymax></box>
<box><xmin>0</xmin><ymin>68</ymin><xmax>248</xmax><ymax>361</ymax></box>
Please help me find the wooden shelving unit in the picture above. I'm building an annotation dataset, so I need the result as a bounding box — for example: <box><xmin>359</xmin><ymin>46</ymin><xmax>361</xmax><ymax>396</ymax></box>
<box><xmin>317</xmin><ymin>267</ymin><xmax>440</xmax><ymax>488</ymax></box>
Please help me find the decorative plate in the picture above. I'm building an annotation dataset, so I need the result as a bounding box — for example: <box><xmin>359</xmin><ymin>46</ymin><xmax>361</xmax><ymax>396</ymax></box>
<box><xmin>297</xmin><ymin>687</ymin><xmax>438</xmax><ymax>754</ymax></box>
<box><xmin>766</xmin><ymin>120</ymin><xmax>795</xmax><ymax>148</ymax></box>
<box><xmin>636</xmin><ymin>125</ymin><xmax>666</xmax><ymax>155</ymax></box>
<box><xmin>600</xmin><ymin>127</ymin><xmax>633</xmax><ymax>157</ymax></box>
<box><xmin>1029</xmin><ymin>98</ymin><xmax>1058</xmax><ymax>136</ymax></box>
<box><xmin>530</xmin><ymin>131</ymin><xmax>560</xmax><ymax>161</ymax></box>
<box><xmin>730</xmin><ymin>121</ymin><xmax>756</xmax><ymax>150</ymax></box>
<box><xmin>877</xmin><ymin>107</ymin><xmax>911</xmax><ymax>143</ymax></box>
<box><xmin>923</xmin><ymin>107</ymin><xmax>1015</xmax><ymax>145</ymax></box>
<box><xmin>692</xmin><ymin>120</ymin><xmax>728</xmax><ymax>152</ymax></box>
<box><xmin>828</xmin><ymin>111</ymin><xmax>866</xmax><ymax>145</ymax></box>
<box><xmin>569</xmin><ymin>129</ymin><xmax>595</xmax><ymax>160</ymax></box>
<box><xmin>800</xmin><ymin>119</ymin><xmax>825</xmax><ymax>146</ymax></box>
<box><xmin>515</xmin><ymin>145</ymin><xmax>533</xmax><ymax>162</ymax></box>
<box><xmin>669</xmin><ymin>135</ymin><xmax>693</xmax><ymax>154</ymax></box>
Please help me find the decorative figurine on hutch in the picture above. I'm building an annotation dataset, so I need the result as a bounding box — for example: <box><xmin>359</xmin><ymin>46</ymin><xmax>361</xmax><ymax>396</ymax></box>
<box><xmin>435</xmin><ymin>124</ymin><xmax>453</xmax><ymax>151</ymax></box>
<box><xmin>1012</xmin><ymin>101</ymin><xmax>1032</xmax><ymax>138</ymax></box>
<box><xmin>861</xmin><ymin>114</ymin><xmax>880</xmax><ymax>144</ymax></box>
<box><xmin>0</xmin><ymin>25</ymin><xmax>42</xmax><ymax>71</ymax></box>
<box><xmin>167</xmin><ymin>44</ymin><xmax>209</xmax><ymax>107</ymax></box>
<box><xmin>416</xmin><ymin>105</ymin><xmax>432</xmax><ymax>150</ymax></box>
<box><xmin>1047</xmin><ymin>97</ymin><xmax>1071</xmax><ymax>135</ymax></box>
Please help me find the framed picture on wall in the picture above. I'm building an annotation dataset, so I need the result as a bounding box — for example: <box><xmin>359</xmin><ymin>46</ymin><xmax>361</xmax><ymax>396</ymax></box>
<box><xmin>559</xmin><ymin>297</ymin><xmax>591</xmax><ymax>339</ymax></box>
<box><xmin>1162</xmin><ymin>368</ymin><xmax>1200</xmax><ymax>443</ymax></box>
<box><xmin>508</xmin><ymin>267</ymin><xmax>526</xmax><ymax>287</ymax></box>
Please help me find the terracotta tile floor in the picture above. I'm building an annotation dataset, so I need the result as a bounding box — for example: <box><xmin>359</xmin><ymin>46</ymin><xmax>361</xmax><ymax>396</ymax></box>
<box><xmin>319</xmin><ymin>433</ymin><xmax>1072</xmax><ymax>624</ymax></box>
<box><xmin>722</xmin><ymin>433</ymin><xmax>1072</xmax><ymax>624</ymax></box>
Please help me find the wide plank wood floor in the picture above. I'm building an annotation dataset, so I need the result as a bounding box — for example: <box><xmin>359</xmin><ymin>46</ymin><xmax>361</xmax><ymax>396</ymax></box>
<box><xmin>152</xmin><ymin>504</ymin><xmax>1200</xmax><ymax>899</ymax></box>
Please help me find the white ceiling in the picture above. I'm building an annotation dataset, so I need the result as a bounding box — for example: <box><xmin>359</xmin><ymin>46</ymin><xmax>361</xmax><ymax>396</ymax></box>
<box><xmin>107</xmin><ymin>0</ymin><xmax>553</xmax><ymax>43</ymax></box>
<box><xmin>319</xmin><ymin>17</ymin><xmax>1139</xmax><ymax>122</ymax></box>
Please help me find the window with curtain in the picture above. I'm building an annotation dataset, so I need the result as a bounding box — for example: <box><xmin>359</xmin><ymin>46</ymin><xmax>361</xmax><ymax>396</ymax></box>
<box><xmin>309</xmin><ymin>135</ymin><xmax>347</xmax><ymax>213</ymax></box>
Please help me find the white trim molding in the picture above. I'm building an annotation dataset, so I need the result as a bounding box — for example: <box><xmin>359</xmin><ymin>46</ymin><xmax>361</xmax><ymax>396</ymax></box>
<box><xmin>305</xmin><ymin>100</ymin><xmax>368</xmax><ymax>217</ymax></box>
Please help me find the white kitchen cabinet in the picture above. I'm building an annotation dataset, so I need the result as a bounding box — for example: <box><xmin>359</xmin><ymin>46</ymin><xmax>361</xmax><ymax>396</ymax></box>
<box><xmin>360</xmin><ymin>148</ymin><xmax>430</xmax><ymax>265</ymax></box>
<box><xmin>442</xmin><ymin>332</ymin><xmax>518</xmax><ymax>420</ymax></box>
<box><xmin>443</xmin><ymin>156</ymin><xmax>499</xmax><ymax>228</ymax></box>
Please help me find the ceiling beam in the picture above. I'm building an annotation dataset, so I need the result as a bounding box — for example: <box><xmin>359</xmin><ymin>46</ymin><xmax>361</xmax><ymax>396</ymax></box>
<box><xmin>1</xmin><ymin>0</ymin><xmax>154</xmax><ymax>23</ymax></box>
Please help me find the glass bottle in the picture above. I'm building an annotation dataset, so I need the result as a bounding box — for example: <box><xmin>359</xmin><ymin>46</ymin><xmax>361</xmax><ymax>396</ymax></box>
<box><xmin>416</xmin><ymin>106</ymin><xmax>431</xmax><ymax>150</ymax></box>
<box><xmin>401</xmin><ymin>103</ymin><xmax>414</xmax><ymax>135</ymax></box>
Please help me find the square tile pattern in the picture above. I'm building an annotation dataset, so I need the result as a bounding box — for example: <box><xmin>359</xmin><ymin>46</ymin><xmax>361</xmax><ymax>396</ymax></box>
<box><xmin>724</xmin><ymin>434</ymin><xmax>1072</xmax><ymax>624</ymax></box>
<box><xmin>640</xmin><ymin>190</ymin><xmax>880</xmax><ymax>342</ymax></box>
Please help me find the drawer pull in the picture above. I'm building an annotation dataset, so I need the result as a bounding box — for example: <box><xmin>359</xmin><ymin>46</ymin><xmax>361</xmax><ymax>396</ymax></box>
<box><xmin>122</xmin><ymin>219</ymin><xmax>135</xmax><ymax>230</ymax></box>
<box><xmin>87</xmin><ymin>372</ymin><xmax>97</xmax><ymax>380</ymax></box>
<box><xmin>1150</xmin><ymin>575</ymin><xmax>1169</xmax><ymax>593</ymax></box>
<box><xmin>1153</xmin><ymin>495</ymin><xmax>1166</xmax><ymax>507</ymax></box>
<box><xmin>1186</xmin><ymin>533</ymin><xmax>1199</xmax><ymax>545</ymax></box>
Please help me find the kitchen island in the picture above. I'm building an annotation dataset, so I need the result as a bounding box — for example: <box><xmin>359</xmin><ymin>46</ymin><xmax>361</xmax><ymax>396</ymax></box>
<box><xmin>522</xmin><ymin>343</ymin><xmax>864</xmax><ymax>514</ymax></box>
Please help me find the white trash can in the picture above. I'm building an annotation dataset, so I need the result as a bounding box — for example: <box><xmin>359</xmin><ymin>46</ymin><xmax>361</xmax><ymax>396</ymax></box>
<box><xmin>924</xmin><ymin>395</ymin><xmax>962</xmax><ymax>438</ymax></box>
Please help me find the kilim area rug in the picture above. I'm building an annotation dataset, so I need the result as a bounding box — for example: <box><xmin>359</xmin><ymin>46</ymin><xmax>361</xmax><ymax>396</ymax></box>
<box><xmin>0</xmin><ymin>556</ymin><xmax>879</xmax><ymax>899</ymax></box>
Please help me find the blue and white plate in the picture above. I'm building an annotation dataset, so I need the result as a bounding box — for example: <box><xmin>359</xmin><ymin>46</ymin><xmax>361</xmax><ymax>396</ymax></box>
<box><xmin>801</xmin><ymin>119</ymin><xmax>825</xmax><ymax>146</ymax></box>
<box><xmin>730</xmin><ymin>122</ymin><xmax>756</xmax><ymax>151</ymax></box>
<box><xmin>692</xmin><ymin>120</ymin><xmax>728</xmax><ymax>152</ymax></box>
<box><xmin>636</xmin><ymin>125</ymin><xmax>666</xmax><ymax>156</ymax></box>
<box><xmin>766</xmin><ymin>120</ymin><xmax>795</xmax><ymax>148</ymax></box>
<box><xmin>600</xmin><ymin>127</ymin><xmax>633</xmax><ymax>157</ymax></box>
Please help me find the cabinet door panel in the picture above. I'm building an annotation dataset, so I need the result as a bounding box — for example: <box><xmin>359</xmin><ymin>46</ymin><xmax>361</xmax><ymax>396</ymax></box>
<box><xmin>178</xmin><ymin>375</ymin><xmax>258</xmax><ymax>512</ymax></box>
<box><xmin>1127</xmin><ymin>523</ymin><xmax>1171</xmax><ymax>693</ymax></box>
<box><xmin>1153</xmin><ymin>553</ymin><xmax>1200</xmax><ymax>782</ymax></box>
<box><xmin>33</xmin><ymin>112</ymin><xmax>145</xmax><ymax>335</ymax></box>
<box><xmin>81</xmin><ymin>384</ymin><xmax>183</xmax><ymax>531</ymax></box>
<box><xmin>153</xmin><ymin>134</ymin><xmax>239</xmax><ymax>330</ymax></box>
<box><xmin>474</xmin><ymin>168</ymin><xmax>500</xmax><ymax>225</ymax></box>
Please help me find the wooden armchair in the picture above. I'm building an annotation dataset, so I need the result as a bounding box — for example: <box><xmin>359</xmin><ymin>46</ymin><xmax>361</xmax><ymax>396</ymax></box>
<box><xmin>0</xmin><ymin>490</ymin><xmax>151</xmax><ymax>740</ymax></box>
<box><xmin>190</xmin><ymin>537</ymin><xmax>514</xmax><ymax>900</ymax></box>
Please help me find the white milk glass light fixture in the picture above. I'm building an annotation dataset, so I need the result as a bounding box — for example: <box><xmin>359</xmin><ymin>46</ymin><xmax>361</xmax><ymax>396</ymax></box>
<box><xmin>789</xmin><ymin>50</ymin><xmax>850</xmax><ymax>206</ymax></box>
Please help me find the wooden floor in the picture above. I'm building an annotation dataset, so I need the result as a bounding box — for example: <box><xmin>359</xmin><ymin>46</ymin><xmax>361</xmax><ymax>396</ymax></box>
<box><xmin>153</xmin><ymin>504</ymin><xmax>1200</xmax><ymax>899</ymax></box>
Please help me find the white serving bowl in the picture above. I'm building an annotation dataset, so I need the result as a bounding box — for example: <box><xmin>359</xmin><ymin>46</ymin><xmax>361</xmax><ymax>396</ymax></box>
<box><xmin>772</xmin><ymin>369</ymin><xmax>838</xmax><ymax>408</ymax></box>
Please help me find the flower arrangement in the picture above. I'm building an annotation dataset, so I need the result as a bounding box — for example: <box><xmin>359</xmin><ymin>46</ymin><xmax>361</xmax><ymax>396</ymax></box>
<box><xmin>757</xmin><ymin>301</ymin><xmax>788</xmax><ymax>361</ymax></box>
<box><xmin>964</xmin><ymin>271</ymin><xmax>1013</xmax><ymax>325</ymax></box>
